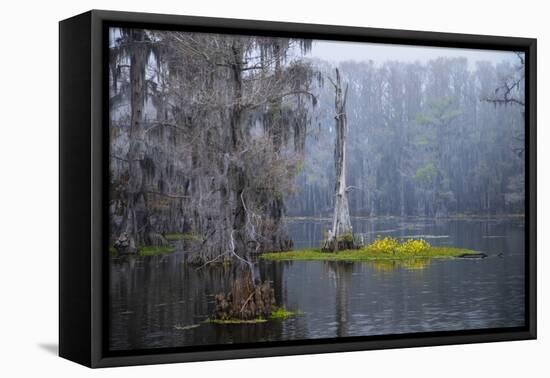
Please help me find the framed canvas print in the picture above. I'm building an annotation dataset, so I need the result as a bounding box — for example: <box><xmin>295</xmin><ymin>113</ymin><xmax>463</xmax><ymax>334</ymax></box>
<box><xmin>59</xmin><ymin>10</ymin><xmax>536</xmax><ymax>368</ymax></box>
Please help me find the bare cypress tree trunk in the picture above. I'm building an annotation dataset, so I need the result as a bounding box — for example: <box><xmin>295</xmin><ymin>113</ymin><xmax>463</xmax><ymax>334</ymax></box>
<box><xmin>325</xmin><ymin>68</ymin><xmax>353</xmax><ymax>251</ymax></box>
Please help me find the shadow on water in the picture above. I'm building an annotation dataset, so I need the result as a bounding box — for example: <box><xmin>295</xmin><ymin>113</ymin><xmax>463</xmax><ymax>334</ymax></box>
<box><xmin>109</xmin><ymin>217</ymin><xmax>525</xmax><ymax>351</ymax></box>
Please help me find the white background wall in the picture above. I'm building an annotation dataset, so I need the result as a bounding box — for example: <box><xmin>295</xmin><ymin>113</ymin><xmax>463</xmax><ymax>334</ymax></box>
<box><xmin>0</xmin><ymin>0</ymin><xmax>546</xmax><ymax>376</ymax></box>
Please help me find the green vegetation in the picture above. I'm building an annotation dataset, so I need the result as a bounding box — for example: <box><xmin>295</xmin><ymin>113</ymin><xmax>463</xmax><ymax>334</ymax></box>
<box><xmin>164</xmin><ymin>232</ymin><xmax>200</xmax><ymax>241</ymax></box>
<box><xmin>205</xmin><ymin>317</ymin><xmax>267</xmax><ymax>325</ymax></box>
<box><xmin>138</xmin><ymin>245</ymin><xmax>175</xmax><ymax>256</ymax></box>
<box><xmin>337</xmin><ymin>232</ymin><xmax>354</xmax><ymax>243</ymax></box>
<box><xmin>174</xmin><ymin>324</ymin><xmax>201</xmax><ymax>331</ymax></box>
<box><xmin>108</xmin><ymin>244</ymin><xmax>175</xmax><ymax>257</ymax></box>
<box><xmin>368</xmin><ymin>237</ymin><xmax>431</xmax><ymax>254</ymax></box>
<box><xmin>414</xmin><ymin>163</ymin><xmax>437</xmax><ymax>186</ymax></box>
<box><xmin>204</xmin><ymin>307</ymin><xmax>298</xmax><ymax>325</ymax></box>
<box><xmin>261</xmin><ymin>237</ymin><xmax>476</xmax><ymax>262</ymax></box>
<box><xmin>269</xmin><ymin>307</ymin><xmax>297</xmax><ymax>320</ymax></box>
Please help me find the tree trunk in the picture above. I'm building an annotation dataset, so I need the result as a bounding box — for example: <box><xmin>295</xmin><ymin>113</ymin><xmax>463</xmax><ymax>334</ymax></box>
<box><xmin>213</xmin><ymin>267</ymin><xmax>276</xmax><ymax>321</ymax></box>
<box><xmin>325</xmin><ymin>68</ymin><xmax>353</xmax><ymax>251</ymax></box>
<box><xmin>228</xmin><ymin>42</ymin><xmax>250</xmax><ymax>264</ymax></box>
<box><xmin>115</xmin><ymin>30</ymin><xmax>148</xmax><ymax>254</ymax></box>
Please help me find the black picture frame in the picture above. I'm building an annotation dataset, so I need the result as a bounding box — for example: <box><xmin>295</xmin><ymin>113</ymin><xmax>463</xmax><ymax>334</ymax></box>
<box><xmin>59</xmin><ymin>9</ymin><xmax>537</xmax><ymax>368</ymax></box>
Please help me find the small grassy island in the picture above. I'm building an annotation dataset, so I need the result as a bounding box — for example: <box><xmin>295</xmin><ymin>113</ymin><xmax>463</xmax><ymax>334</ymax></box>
<box><xmin>206</xmin><ymin>307</ymin><xmax>298</xmax><ymax>325</ymax></box>
<box><xmin>109</xmin><ymin>244</ymin><xmax>176</xmax><ymax>257</ymax></box>
<box><xmin>137</xmin><ymin>245</ymin><xmax>176</xmax><ymax>257</ymax></box>
<box><xmin>261</xmin><ymin>237</ymin><xmax>477</xmax><ymax>262</ymax></box>
<box><xmin>110</xmin><ymin>232</ymin><xmax>196</xmax><ymax>257</ymax></box>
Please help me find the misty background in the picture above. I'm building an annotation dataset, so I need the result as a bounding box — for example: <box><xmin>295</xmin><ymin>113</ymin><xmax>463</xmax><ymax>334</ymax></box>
<box><xmin>286</xmin><ymin>41</ymin><xmax>525</xmax><ymax>218</ymax></box>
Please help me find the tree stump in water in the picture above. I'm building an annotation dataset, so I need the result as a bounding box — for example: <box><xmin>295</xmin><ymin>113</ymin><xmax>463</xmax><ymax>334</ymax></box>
<box><xmin>322</xmin><ymin>238</ymin><xmax>355</xmax><ymax>252</ymax></box>
<box><xmin>214</xmin><ymin>272</ymin><xmax>276</xmax><ymax>320</ymax></box>
<box><xmin>322</xmin><ymin>230</ymin><xmax>356</xmax><ymax>252</ymax></box>
<box><xmin>114</xmin><ymin>232</ymin><xmax>136</xmax><ymax>255</ymax></box>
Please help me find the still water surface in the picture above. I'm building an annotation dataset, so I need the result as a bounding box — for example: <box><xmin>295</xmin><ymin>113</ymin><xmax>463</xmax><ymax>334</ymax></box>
<box><xmin>109</xmin><ymin>217</ymin><xmax>525</xmax><ymax>351</ymax></box>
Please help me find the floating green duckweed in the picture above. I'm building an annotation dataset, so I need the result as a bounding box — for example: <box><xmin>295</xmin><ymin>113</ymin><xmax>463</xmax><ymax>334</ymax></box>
<box><xmin>205</xmin><ymin>317</ymin><xmax>268</xmax><ymax>325</ymax></box>
<box><xmin>205</xmin><ymin>307</ymin><xmax>298</xmax><ymax>325</ymax></box>
<box><xmin>269</xmin><ymin>307</ymin><xmax>298</xmax><ymax>320</ymax></box>
<box><xmin>138</xmin><ymin>245</ymin><xmax>175</xmax><ymax>256</ymax></box>
<box><xmin>164</xmin><ymin>232</ymin><xmax>201</xmax><ymax>241</ymax></box>
<box><xmin>174</xmin><ymin>324</ymin><xmax>201</xmax><ymax>330</ymax></box>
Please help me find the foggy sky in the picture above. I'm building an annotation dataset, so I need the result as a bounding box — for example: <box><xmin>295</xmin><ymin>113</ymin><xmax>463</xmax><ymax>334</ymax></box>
<box><xmin>310</xmin><ymin>40</ymin><xmax>520</xmax><ymax>68</ymax></box>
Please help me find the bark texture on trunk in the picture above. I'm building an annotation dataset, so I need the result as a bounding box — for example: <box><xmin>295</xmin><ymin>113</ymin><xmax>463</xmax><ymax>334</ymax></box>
<box><xmin>325</xmin><ymin>68</ymin><xmax>353</xmax><ymax>251</ymax></box>
<box><xmin>115</xmin><ymin>30</ymin><xmax>148</xmax><ymax>254</ymax></box>
<box><xmin>213</xmin><ymin>268</ymin><xmax>276</xmax><ymax>321</ymax></box>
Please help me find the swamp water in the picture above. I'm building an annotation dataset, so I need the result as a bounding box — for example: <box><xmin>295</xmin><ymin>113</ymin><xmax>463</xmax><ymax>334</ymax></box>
<box><xmin>109</xmin><ymin>217</ymin><xmax>525</xmax><ymax>350</ymax></box>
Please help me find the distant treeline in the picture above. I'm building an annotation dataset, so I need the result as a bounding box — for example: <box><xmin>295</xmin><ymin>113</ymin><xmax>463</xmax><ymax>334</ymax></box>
<box><xmin>287</xmin><ymin>57</ymin><xmax>525</xmax><ymax>218</ymax></box>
